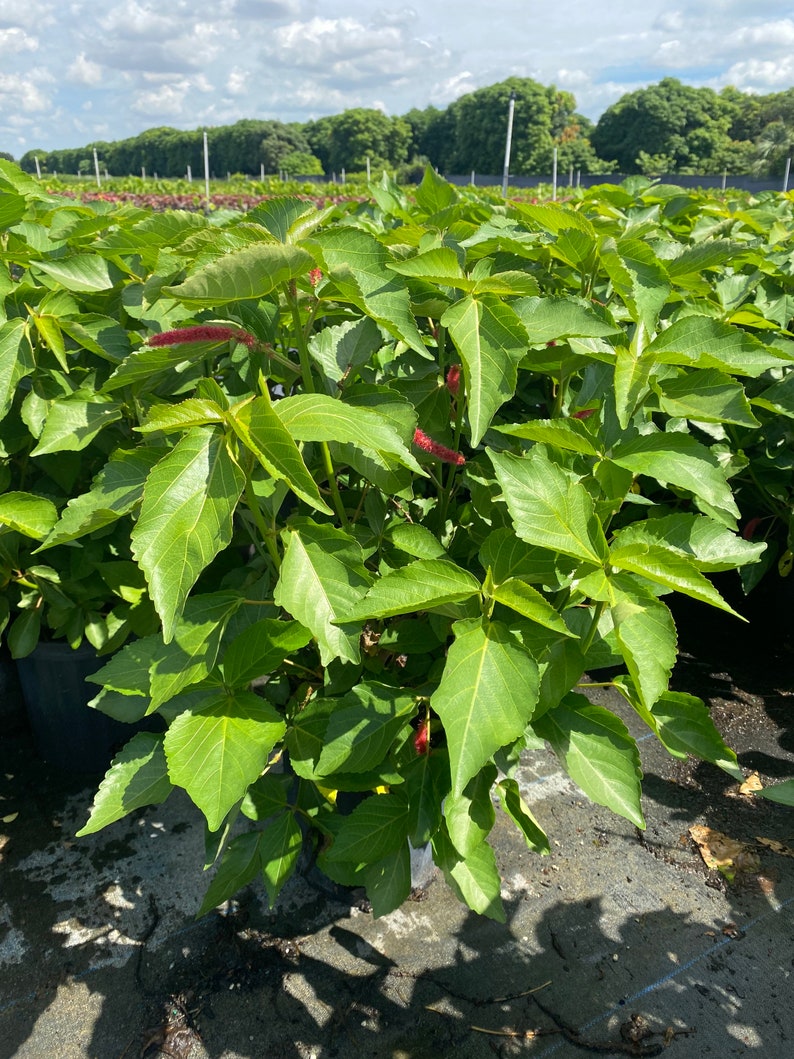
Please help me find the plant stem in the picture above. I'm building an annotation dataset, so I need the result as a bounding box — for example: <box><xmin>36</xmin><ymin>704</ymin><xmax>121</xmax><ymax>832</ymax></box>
<box><xmin>320</xmin><ymin>441</ymin><xmax>348</xmax><ymax>526</ymax></box>
<box><xmin>580</xmin><ymin>599</ymin><xmax>607</xmax><ymax>655</ymax></box>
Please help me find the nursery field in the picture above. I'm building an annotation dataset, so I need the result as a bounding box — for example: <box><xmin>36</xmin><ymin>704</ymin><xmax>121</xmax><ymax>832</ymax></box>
<box><xmin>0</xmin><ymin>158</ymin><xmax>792</xmax><ymax>922</ymax></box>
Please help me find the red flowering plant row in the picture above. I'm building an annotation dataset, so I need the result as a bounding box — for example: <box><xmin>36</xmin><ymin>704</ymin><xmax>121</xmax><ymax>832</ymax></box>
<box><xmin>1</xmin><ymin>159</ymin><xmax>792</xmax><ymax>921</ymax></box>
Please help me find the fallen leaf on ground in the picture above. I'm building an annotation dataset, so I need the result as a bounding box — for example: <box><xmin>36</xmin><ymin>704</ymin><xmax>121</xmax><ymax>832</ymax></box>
<box><xmin>738</xmin><ymin>772</ymin><xmax>763</xmax><ymax>795</ymax></box>
<box><xmin>688</xmin><ymin>825</ymin><xmax>761</xmax><ymax>880</ymax></box>
<box><xmin>756</xmin><ymin>837</ymin><xmax>794</xmax><ymax>859</ymax></box>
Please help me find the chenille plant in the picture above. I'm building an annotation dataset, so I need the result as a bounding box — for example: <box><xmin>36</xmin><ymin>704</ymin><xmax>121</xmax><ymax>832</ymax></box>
<box><xmin>2</xmin><ymin>159</ymin><xmax>793</xmax><ymax>919</ymax></box>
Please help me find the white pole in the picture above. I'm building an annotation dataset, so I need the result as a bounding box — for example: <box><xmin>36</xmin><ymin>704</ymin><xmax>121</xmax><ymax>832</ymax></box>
<box><xmin>93</xmin><ymin>148</ymin><xmax>101</xmax><ymax>187</ymax></box>
<box><xmin>366</xmin><ymin>156</ymin><xmax>370</xmax><ymax>180</ymax></box>
<box><xmin>141</xmin><ymin>166</ymin><xmax>146</xmax><ymax>180</ymax></box>
<box><xmin>576</xmin><ymin>169</ymin><xmax>581</xmax><ymax>187</ymax></box>
<box><xmin>501</xmin><ymin>90</ymin><xmax>516</xmax><ymax>198</ymax></box>
<box><xmin>722</xmin><ymin>170</ymin><xmax>727</xmax><ymax>191</ymax></box>
<box><xmin>187</xmin><ymin>164</ymin><xmax>192</xmax><ymax>182</ymax></box>
<box><xmin>341</xmin><ymin>168</ymin><xmax>346</xmax><ymax>184</ymax></box>
<box><xmin>552</xmin><ymin>147</ymin><xmax>558</xmax><ymax>200</ymax></box>
<box><xmin>203</xmin><ymin>131</ymin><xmax>210</xmax><ymax>209</ymax></box>
<box><xmin>471</xmin><ymin>170</ymin><xmax>475</xmax><ymax>186</ymax></box>
<box><xmin>783</xmin><ymin>156</ymin><xmax>791</xmax><ymax>193</ymax></box>
<box><xmin>260</xmin><ymin>162</ymin><xmax>264</xmax><ymax>181</ymax></box>
<box><xmin>569</xmin><ymin>165</ymin><xmax>573</xmax><ymax>186</ymax></box>
<box><xmin>34</xmin><ymin>155</ymin><xmax>41</xmax><ymax>179</ymax></box>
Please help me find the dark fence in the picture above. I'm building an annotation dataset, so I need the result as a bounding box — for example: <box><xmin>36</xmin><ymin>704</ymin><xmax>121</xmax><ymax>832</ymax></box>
<box><xmin>444</xmin><ymin>173</ymin><xmax>787</xmax><ymax>193</ymax></box>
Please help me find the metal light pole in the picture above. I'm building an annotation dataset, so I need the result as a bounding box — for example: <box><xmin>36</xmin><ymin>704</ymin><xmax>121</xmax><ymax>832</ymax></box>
<box><xmin>501</xmin><ymin>90</ymin><xmax>516</xmax><ymax>198</ymax></box>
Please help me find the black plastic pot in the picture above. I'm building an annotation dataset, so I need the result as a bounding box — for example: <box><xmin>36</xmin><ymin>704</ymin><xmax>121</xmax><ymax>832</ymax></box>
<box><xmin>16</xmin><ymin>640</ymin><xmax>143</xmax><ymax>774</ymax></box>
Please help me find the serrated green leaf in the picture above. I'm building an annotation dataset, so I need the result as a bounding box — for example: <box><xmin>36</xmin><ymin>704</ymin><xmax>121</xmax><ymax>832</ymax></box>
<box><xmin>489</xmin><ymin>447</ymin><xmax>609</xmax><ymax>565</ymax></box>
<box><xmin>432</xmin><ymin>617</ymin><xmax>539</xmax><ymax>796</ymax></box>
<box><xmin>386</xmin><ymin>246</ymin><xmax>468</xmax><ymax>286</ymax></box>
<box><xmin>614</xmin><ymin>344</ymin><xmax>653</xmax><ymax>428</ymax></box>
<box><xmin>610</xmin><ymin>432</ymin><xmax>739</xmax><ymax>526</ymax></box>
<box><xmin>646</xmin><ymin>316</ymin><xmax>789</xmax><ymax>377</ymax></box>
<box><xmin>308</xmin><ymin>316</ymin><xmax>383</xmax><ymax>384</ymax></box>
<box><xmin>432</xmin><ymin>823</ymin><xmax>504</xmax><ymax>921</ymax></box>
<box><xmin>260</xmin><ymin>811</ymin><xmax>302</xmax><ymax>906</ymax></box>
<box><xmin>611</xmin><ymin>513</ymin><xmax>764</xmax><ymax>572</ymax></box>
<box><xmin>164</xmin><ymin>690</ymin><xmax>286</xmax><ymax>831</ymax></box>
<box><xmin>274</xmin><ymin>519</ymin><xmax>371</xmax><ymax>666</ymax></box>
<box><xmin>387</xmin><ymin>522</ymin><xmax>446</xmax><ymax>560</ymax></box>
<box><xmin>229</xmin><ymin>394</ymin><xmax>332</xmax><ymax>514</ymax></box>
<box><xmin>533</xmin><ymin>692</ymin><xmax>645</xmax><ymax>828</ymax></box>
<box><xmin>492</xmin><ymin>577</ymin><xmax>575</xmax><ymax>636</ymax></box>
<box><xmin>511</xmin><ymin>295</ymin><xmax>621</xmax><ymax>344</ymax></box>
<box><xmin>317</xmin><ymin>682</ymin><xmax>416</xmax><ymax>776</ymax></box>
<box><xmin>30</xmin><ymin>397</ymin><xmax>123</xmax><ymax>456</ymax></box>
<box><xmin>479</xmin><ymin>528</ymin><xmax>577</xmax><ymax>588</ymax></box>
<box><xmin>655</xmin><ymin>369</ymin><xmax>759</xmax><ymax>427</ymax></box>
<box><xmin>362</xmin><ymin>845</ymin><xmax>412</xmax><ymax>918</ymax></box>
<box><xmin>326</xmin><ymin>793</ymin><xmax>409</xmax><ymax>863</ymax></box>
<box><xmin>0</xmin><ymin>491</ymin><xmax>58</xmax><ymax>539</ymax></box>
<box><xmin>496</xmin><ymin>778</ymin><xmax>550</xmax><ymax>853</ymax></box>
<box><xmin>496</xmin><ymin>417</ymin><xmax>600</xmax><ymax>456</ymax></box>
<box><xmin>138</xmin><ymin>398</ymin><xmax>225</xmax><ymax>434</ymax></box>
<box><xmin>445</xmin><ymin>765</ymin><xmax>497</xmax><ymax>857</ymax></box>
<box><xmin>442</xmin><ymin>293</ymin><xmax>528</xmax><ymax>447</ymax></box>
<box><xmin>222</xmin><ymin>619</ymin><xmax>311</xmax><ymax>689</ymax></box>
<box><xmin>601</xmin><ymin>237</ymin><xmax>670</xmax><ymax>332</ymax></box>
<box><xmin>345</xmin><ymin>559</ymin><xmax>481</xmax><ymax>622</ymax></box>
<box><xmin>274</xmin><ymin>393</ymin><xmax>422</xmax><ymax>473</ymax></box>
<box><xmin>38</xmin><ymin>447</ymin><xmax>163</xmax><ymax>549</ymax></box>
<box><xmin>404</xmin><ymin>749</ymin><xmax>449</xmax><ymax>846</ymax></box>
<box><xmin>609</xmin><ymin>541</ymin><xmax>744</xmax><ymax>616</ymax></box>
<box><xmin>34</xmin><ymin>254</ymin><xmax>117</xmax><ymax>292</ymax></box>
<box><xmin>240</xmin><ymin>773</ymin><xmax>292</xmax><ymax>821</ymax></box>
<box><xmin>609</xmin><ymin>576</ymin><xmax>677</xmax><ymax>709</ymax></box>
<box><xmin>101</xmin><ymin>343</ymin><xmax>200</xmax><ymax>393</ymax></box>
<box><xmin>197</xmin><ymin>831</ymin><xmax>263</xmax><ymax>917</ymax></box>
<box><xmin>164</xmin><ymin>243</ymin><xmax>313</xmax><ymax>306</ymax></box>
<box><xmin>132</xmin><ymin>428</ymin><xmax>245</xmax><ymax>641</ymax></box>
<box><xmin>0</xmin><ymin>318</ymin><xmax>33</xmax><ymax>420</ymax></box>
<box><xmin>76</xmin><ymin>732</ymin><xmax>172</xmax><ymax>837</ymax></box>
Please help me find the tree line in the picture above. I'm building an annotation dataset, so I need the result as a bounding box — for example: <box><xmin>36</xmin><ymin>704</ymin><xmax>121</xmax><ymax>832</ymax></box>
<box><xmin>14</xmin><ymin>76</ymin><xmax>794</xmax><ymax>181</ymax></box>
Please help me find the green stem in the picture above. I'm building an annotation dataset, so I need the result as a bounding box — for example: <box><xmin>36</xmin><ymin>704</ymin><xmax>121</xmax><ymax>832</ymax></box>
<box><xmin>285</xmin><ymin>285</ymin><xmax>316</xmax><ymax>394</ymax></box>
<box><xmin>243</xmin><ymin>465</ymin><xmax>281</xmax><ymax>570</ymax></box>
<box><xmin>321</xmin><ymin>441</ymin><xmax>348</xmax><ymax>526</ymax></box>
<box><xmin>580</xmin><ymin>599</ymin><xmax>607</xmax><ymax>655</ymax></box>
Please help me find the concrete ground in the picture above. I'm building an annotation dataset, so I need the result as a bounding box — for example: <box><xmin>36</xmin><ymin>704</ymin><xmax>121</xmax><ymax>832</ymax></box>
<box><xmin>1</xmin><ymin>670</ymin><xmax>793</xmax><ymax>1059</ymax></box>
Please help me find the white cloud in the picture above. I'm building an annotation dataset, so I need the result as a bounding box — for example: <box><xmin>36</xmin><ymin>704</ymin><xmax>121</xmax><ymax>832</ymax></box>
<box><xmin>0</xmin><ymin>72</ymin><xmax>51</xmax><ymax>112</ymax></box>
<box><xmin>67</xmin><ymin>53</ymin><xmax>103</xmax><ymax>86</ymax></box>
<box><xmin>726</xmin><ymin>18</ymin><xmax>794</xmax><ymax>48</ymax></box>
<box><xmin>724</xmin><ymin>55</ymin><xmax>794</xmax><ymax>89</ymax></box>
<box><xmin>0</xmin><ymin>27</ymin><xmax>38</xmax><ymax>52</ymax></box>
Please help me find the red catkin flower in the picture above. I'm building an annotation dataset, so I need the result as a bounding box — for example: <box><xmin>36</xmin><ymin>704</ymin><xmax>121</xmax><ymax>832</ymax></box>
<box><xmin>309</xmin><ymin>267</ymin><xmax>323</xmax><ymax>287</ymax></box>
<box><xmin>147</xmin><ymin>325</ymin><xmax>259</xmax><ymax>349</ymax></box>
<box><xmin>446</xmin><ymin>364</ymin><xmax>461</xmax><ymax>397</ymax></box>
<box><xmin>413</xmin><ymin>428</ymin><xmax>465</xmax><ymax>466</ymax></box>
<box><xmin>742</xmin><ymin>517</ymin><xmax>763</xmax><ymax>541</ymax></box>
<box><xmin>414</xmin><ymin>719</ymin><xmax>430</xmax><ymax>755</ymax></box>
<box><xmin>572</xmin><ymin>408</ymin><xmax>595</xmax><ymax>420</ymax></box>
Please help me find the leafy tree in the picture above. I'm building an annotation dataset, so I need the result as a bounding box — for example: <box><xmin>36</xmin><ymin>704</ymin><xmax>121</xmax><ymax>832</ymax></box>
<box><xmin>279</xmin><ymin>150</ymin><xmax>324</xmax><ymax>176</ymax></box>
<box><xmin>753</xmin><ymin>120</ymin><xmax>794</xmax><ymax>177</ymax></box>
<box><xmin>0</xmin><ymin>151</ymin><xmax>14</xmax><ymax>163</ymax></box>
<box><xmin>259</xmin><ymin>121</ymin><xmax>313</xmax><ymax>174</ymax></box>
<box><xmin>307</xmin><ymin>109</ymin><xmax>412</xmax><ymax>173</ymax></box>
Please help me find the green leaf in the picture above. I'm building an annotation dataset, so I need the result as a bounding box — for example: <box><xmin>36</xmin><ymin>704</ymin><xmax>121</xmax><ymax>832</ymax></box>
<box><xmin>345</xmin><ymin>559</ymin><xmax>481</xmax><ymax>621</ymax></box>
<box><xmin>164</xmin><ymin>243</ymin><xmax>314</xmax><ymax>306</ymax></box>
<box><xmin>34</xmin><ymin>254</ymin><xmax>117</xmax><ymax>292</ymax></box>
<box><xmin>7</xmin><ymin>610</ymin><xmax>41</xmax><ymax>659</ymax></box>
<box><xmin>0</xmin><ymin>318</ymin><xmax>33</xmax><ymax>420</ymax></box>
<box><xmin>274</xmin><ymin>519</ymin><xmax>371</xmax><ymax>666</ymax></box>
<box><xmin>432</xmin><ymin>823</ymin><xmax>504</xmax><ymax>921</ymax></box>
<box><xmin>442</xmin><ymin>294</ymin><xmax>528</xmax><ymax>447</ymax></box>
<box><xmin>387</xmin><ymin>522</ymin><xmax>447</xmax><ymax>560</ymax></box>
<box><xmin>479</xmin><ymin>528</ymin><xmax>577</xmax><ymax>588</ymax></box>
<box><xmin>260</xmin><ymin>811</ymin><xmax>302</xmax><ymax>906</ymax></box>
<box><xmin>533</xmin><ymin>692</ymin><xmax>645</xmax><ymax>828</ymax></box>
<box><xmin>88</xmin><ymin>636</ymin><xmax>158</xmax><ymax>697</ymax></box>
<box><xmin>326</xmin><ymin>793</ymin><xmax>410</xmax><ymax>863</ymax></box>
<box><xmin>431</xmin><ymin>617</ymin><xmax>539</xmax><ymax>796</ymax></box>
<box><xmin>132</xmin><ymin>428</ymin><xmax>245</xmax><ymax>641</ymax></box>
<box><xmin>137</xmin><ymin>398</ymin><xmax>225</xmax><ymax>434</ymax></box>
<box><xmin>645</xmin><ymin>316</ymin><xmax>789</xmax><ymax>377</ymax></box>
<box><xmin>609</xmin><ymin>541</ymin><xmax>744</xmax><ymax>616</ymax></box>
<box><xmin>600</xmin><ymin>237</ymin><xmax>670</xmax><ymax>332</ymax></box>
<box><xmin>240</xmin><ymin>773</ymin><xmax>292</xmax><ymax>821</ymax></box>
<box><xmin>614</xmin><ymin>344</ymin><xmax>653</xmax><ymax>429</ymax></box>
<box><xmin>386</xmin><ymin>246</ymin><xmax>468</xmax><ymax>286</ymax></box>
<box><xmin>30</xmin><ymin>397</ymin><xmax>123</xmax><ymax>456</ymax></box>
<box><xmin>38</xmin><ymin>447</ymin><xmax>163</xmax><ymax>549</ymax></box>
<box><xmin>654</xmin><ymin>369</ymin><xmax>759</xmax><ymax>427</ymax></box>
<box><xmin>313</xmin><ymin>227</ymin><xmax>426</xmax><ymax>354</ymax></box>
<box><xmin>164</xmin><ymin>690</ymin><xmax>286</xmax><ymax>831</ymax></box>
<box><xmin>148</xmin><ymin>592</ymin><xmax>242</xmax><ymax>711</ymax></box>
<box><xmin>496</xmin><ymin>778</ymin><xmax>550</xmax><ymax>854</ymax></box>
<box><xmin>222</xmin><ymin>619</ymin><xmax>312</xmax><ymax>688</ymax></box>
<box><xmin>496</xmin><ymin>417</ymin><xmax>600</xmax><ymax>456</ymax></box>
<box><xmin>316</xmin><ymin>682</ymin><xmax>416</xmax><ymax>776</ymax></box>
<box><xmin>445</xmin><ymin>765</ymin><xmax>497</xmax><ymax>857</ymax></box>
<box><xmin>363</xmin><ymin>845</ymin><xmax>412</xmax><ymax>918</ymax></box>
<box><xmin>76</xmin><ymin>732</ymin><xmax>172</xmax><ymax>837</ymax></box>
<box><xmin>610</xmin><ymin>432</ymin><xmax>739</xmax><ymax>526</ymax></box>
<box><xmin>274</xmin><ymin>393</ymin><xmax>421</xmax><ymax>473</ymax></box>
<box><xmin>249</xmin><ymin>197</ymin><xmax>318</xmax><ymax>242</ymax></box>
<box><xmin>308</xmin><ymin>316</ymin><xmax>383</xmax><ymax>384</ymax></box>
<box><xmin>101</xmin><ymin>343</ymin><xmax>202</xmax><ymax>393</ymax></box>
<box><xmin>404</xmin><ymin>750</ymin><xmax>449</xmax><ymax>846</ymax></box>
<box><xmin>0</xmin><ymin>491</ymin><xmax>58</xmax><ymax>539</ymax></box>
<box><xmin>491</xmin><ymin>577</ymin><xmax>575</xmax><ymax>636</ymax></box>
<box><xmin>489</xmin><ymin>447</ymin><xmax>609</xmax><ymax>565</ymax></box>
<box><xmin>196</xmin><ymin>831</ymin><xmax>263</xmax><ymax>917</ymax></box>
<box><xmin>511</xmin><ymin>295</ymin><xmax>621</xmax><ymax>344</ymax></box>
<box><xmin>615</xmin><ymin>678</ymin><xmax>742</xmax><ymax>780</ymax></box>
<box><xmin>757</xmin><ymin>779</ymin><xmax>794</xmax><ymax>806</ymax></box>
<box><xmin>415</xmin><ymin>165</ymin><xmax>458</xmax><ymax>215</ymax></box>
<box><xmin>610</xmin><ymin>513</ymin><xmax>764</xmax><ymax>572</ymax></box>
<box><xmin>229</xmin><ymin>394</ymin><xmax>332</xmax><ymax>514</ymax></box>
<box><xmin>609</xmin><ymin>576</ymin><xmax>677</xmax><ymax>710</ymax></box>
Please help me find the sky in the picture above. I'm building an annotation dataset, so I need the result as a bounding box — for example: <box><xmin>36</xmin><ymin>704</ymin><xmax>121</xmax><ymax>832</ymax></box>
<box><xmin>2</xmin><ymin>0</ymin><xmax>794</xmax><ymax>155</ymax></box>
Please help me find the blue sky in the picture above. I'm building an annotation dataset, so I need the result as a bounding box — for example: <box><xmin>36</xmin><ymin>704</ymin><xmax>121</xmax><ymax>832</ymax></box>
<box><xmin>1</xmin><ymin>0</ymin><xmax>793</xmax><ymax>154</ymax></box>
